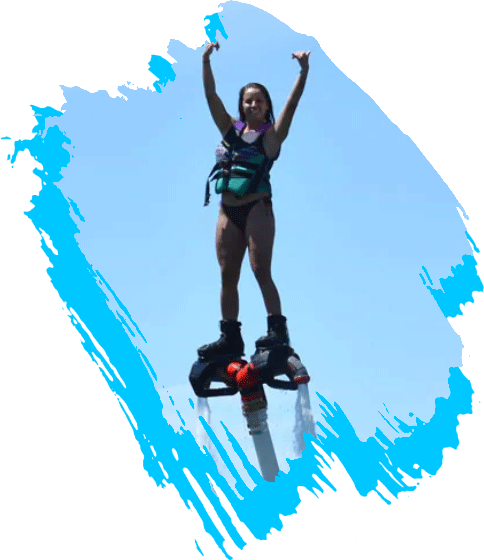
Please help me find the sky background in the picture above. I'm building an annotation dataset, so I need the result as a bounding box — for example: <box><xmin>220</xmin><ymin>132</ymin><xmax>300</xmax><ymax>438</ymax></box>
<box><xmin>49</xmin><ymin>2</ymin><xmax>470</xmax><ymax>480</ymax></box>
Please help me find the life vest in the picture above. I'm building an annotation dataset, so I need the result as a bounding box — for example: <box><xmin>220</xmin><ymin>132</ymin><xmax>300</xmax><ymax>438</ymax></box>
<box><xmin>204</xmin><ymin>121</ymin><xmax>278</xmax><ymax>206</ymax></box>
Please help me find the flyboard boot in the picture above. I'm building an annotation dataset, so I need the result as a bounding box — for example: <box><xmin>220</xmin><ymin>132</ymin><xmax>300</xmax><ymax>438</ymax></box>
<box><xmin>255</xmin><ymin>314</ymin><xmax>290</xmax><ymax>350</ymax></box>
<box><xmin>190</xmin><ymin>320</ymin><xmax>245</xmax><ymax>398</ymax></box>
<box><xmin>198</xmin><ymin>320</ymin><xmax>244</xmax><ymax>360</ymax></box>
<box><xmin>252</xmin><ymin>314</ymin><xmax>309</xmax><ymax>389</ymax></box>
<box><xmin>254</xmin><ymin>314</ymin><xmax>293</xmax><ymax>389</ymax></box>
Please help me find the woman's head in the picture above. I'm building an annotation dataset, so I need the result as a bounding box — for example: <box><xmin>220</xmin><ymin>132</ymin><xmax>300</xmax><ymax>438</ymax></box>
<box><xmin>238</xmin><ymin>83</ymin><xmax>275</xmax><ymax>124</ymax></box>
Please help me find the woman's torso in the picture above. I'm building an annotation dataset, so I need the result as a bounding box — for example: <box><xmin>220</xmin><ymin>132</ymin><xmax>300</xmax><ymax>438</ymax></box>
<box><xmin>218</xmin><ymin>123</ymin><xmax>274</xmax><ymax>207</ymax></box>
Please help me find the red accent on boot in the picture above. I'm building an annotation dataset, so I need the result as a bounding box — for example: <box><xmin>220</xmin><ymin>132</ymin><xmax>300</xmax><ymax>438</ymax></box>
<box><xmin>236</xmin><ymin>364</ymin><xmax>263</xmax><ymax>402</ymax></box>
<box><xmin>235</xmin><ymin>364</ymin><xmax>258</xmax><ymax>388</ymax></box>
<box><xmin>226</xmin><ymin>361</ymin><xmax>244</xmax><ymax>381</ymax></box>
<box><xmin>294</xmin><ymin>374</ymin><xmax>310</xmax><ymax>385</ymax></box>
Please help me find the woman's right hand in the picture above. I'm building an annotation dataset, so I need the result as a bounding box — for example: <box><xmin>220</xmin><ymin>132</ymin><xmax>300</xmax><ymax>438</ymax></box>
<box><xmin>203</xmin><ymin>41</ymin><xmax>220</xmax><ymax>61</ymax></box>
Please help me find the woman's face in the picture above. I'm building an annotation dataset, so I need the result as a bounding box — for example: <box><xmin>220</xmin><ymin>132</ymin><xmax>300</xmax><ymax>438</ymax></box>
<box><xmin>242</xmin><ymin>87</ymin><xmax>269</xmax><ymax>122</ymax></box>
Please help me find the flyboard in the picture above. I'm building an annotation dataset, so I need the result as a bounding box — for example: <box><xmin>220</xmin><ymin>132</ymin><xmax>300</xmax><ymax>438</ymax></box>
<box><xmin>189</xmin><ymin>343</ymin><xmax>315</xmax><ymax>482</ymax></box>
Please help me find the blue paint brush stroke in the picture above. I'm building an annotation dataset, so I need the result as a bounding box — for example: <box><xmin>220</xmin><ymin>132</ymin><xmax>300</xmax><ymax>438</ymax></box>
<box><xmin>465</xmin><ymin>231</ymin><xmax>480</xmax><ymax>253</ymax></box>
<box><xmin>149</xmin><ymin>55</ymin><xmax>176</xmax><ymax>93</ymax></box>
<box><xmin>204</xmin><ymin>12</ymin><xmax>228</xmax><ymax>43</ymax></box>
<box><xmin>426</xmin><ymin>254</ymin><xmax>483</xmax><ymax>317</ymax></box>
<box><xmin>315</xmin><ymin>366</ymin><xmax>473</xmax><ymax>501</ymax></box>
<box><xmin>195</xmin><ymin>539</ymin><xmax>204</xmax><ymax>556</ymax></box>
<box><xmin>66</xmin><ymin>196</ymin><xmax>85</xmax><ymax>222</ymax></box>
<box><xmin>9</xmin><ymin>6</ymin><xmax>483</xmax><ymax>554</ymax></box>
<box><xmin>422</xmin><ymin>266</ymin><xmax>433</xmax><ymax>285</ymax></box>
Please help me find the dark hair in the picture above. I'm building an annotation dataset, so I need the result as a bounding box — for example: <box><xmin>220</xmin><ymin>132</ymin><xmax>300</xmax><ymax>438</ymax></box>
<box><xmin>238</xmin><ymin>83</ymin><xmax>275</xmax><ymax>124</ymax></box>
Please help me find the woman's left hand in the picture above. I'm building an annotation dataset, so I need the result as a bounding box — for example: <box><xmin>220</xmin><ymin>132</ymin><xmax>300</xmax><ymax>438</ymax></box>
<box><xmin>292</xmin><ymin>50</ymin><xmax>311</xmax><ymax>71</ymax></box>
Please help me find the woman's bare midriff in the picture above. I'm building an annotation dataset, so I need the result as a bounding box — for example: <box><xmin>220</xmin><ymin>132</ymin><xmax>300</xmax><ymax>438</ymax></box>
<box><xmin>221</xmin><ymin>191</ymin><xmax>268</xmax><ymax>207</ymax></box>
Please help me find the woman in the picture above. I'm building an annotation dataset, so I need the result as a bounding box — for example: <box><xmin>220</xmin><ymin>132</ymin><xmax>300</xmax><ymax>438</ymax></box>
<box><xmin>198</xmin><ymin>41</ymin><xmax>310</xmax><ymax>360</ymax></box>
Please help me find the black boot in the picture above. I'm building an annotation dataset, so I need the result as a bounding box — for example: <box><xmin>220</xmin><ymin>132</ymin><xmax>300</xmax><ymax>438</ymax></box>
<box><xmin>198</xmin><ymin>320</ymin><xmax>244</xmax><ymax>360</ymax></box>
<box><xmin>255</xmin><ymin>314</ymin><xmax>290</xmax><ymax>349</ymax></box>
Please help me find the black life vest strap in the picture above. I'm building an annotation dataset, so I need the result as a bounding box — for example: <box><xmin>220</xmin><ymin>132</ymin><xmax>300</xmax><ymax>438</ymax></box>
<box><xmin>205</xmin><ymin>162</ymin><xmax>220</xmax><ymax>206</ymax></box>
<box><xmin>245</xmin><ymin>157</ymin><xmax>270</xmax><ymax>195</ymax></box>
<box><xmin>245</xmin><ymin>134</ymin><xmax>279</xmax><ymax>196</ymax></box>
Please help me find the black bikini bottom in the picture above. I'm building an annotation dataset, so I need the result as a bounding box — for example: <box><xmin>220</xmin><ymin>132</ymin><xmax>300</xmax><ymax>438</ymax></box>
<box><xmin>221</xmin><ymin>197</ymin><xmax>272</xmax><ymax>234</ymax></box>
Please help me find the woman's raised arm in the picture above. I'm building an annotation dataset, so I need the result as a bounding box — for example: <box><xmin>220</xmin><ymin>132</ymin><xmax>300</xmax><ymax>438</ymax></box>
<box><xmin>271</xmin><ymin>51</ymin><xmax>310</xmax><ymax>146</ymax></box>
<box><xmin>203</xmin><ymin>42</ymin><xmax>233</xmax><ymax>137</ymax></box>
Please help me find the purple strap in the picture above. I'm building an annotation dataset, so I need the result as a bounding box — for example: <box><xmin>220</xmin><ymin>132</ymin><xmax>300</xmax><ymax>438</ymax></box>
<box><xmin>234</xmin><ymin>120</ymin><xmax>272</xmax><ymax>133</ymax></box>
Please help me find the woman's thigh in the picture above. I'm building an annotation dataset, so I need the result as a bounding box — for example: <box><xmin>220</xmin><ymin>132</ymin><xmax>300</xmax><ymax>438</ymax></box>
<box><xmin>245</xmin><ymin>199</ymin><xmax>275</xmax><ymax>280</ymax></box>
<box><xmin>216</xmin><ymin>205</ymin><xmax>247</xmax><ymax>282</ymax></box>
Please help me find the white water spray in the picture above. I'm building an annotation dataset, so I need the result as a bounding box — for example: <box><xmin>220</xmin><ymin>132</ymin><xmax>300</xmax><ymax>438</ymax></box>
<box><xmin>196</xmin><ymin>397</ymin><xmax>219</xmax><ymax>494</ymax></box>
<box><xmin>196</xmin><ymin>397</ymin><xmax>215</xmax><ymax>455</ymax></box>
<box><xmin>289</xmin><ymin>356</ymin><xmax>317</xmax><ymax>457</ymax></box>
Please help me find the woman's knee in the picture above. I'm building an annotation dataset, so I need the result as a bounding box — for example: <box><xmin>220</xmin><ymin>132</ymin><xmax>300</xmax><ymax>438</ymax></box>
<box><xmin>221</xmin><ymin>262</ymin><xmax>242</xmax><ymax>287</ymax></box>
<box><xmin>251</xmin><ymin>264</ymin><xmax>272</xmax><ymax>286</ymax></box>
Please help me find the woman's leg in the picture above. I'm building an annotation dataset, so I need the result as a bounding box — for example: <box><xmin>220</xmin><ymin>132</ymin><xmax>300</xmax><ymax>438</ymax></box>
<box><xmin>216</xmin><ymin>205</ymin><xmax>248</xmax><ymax>320</ymax></box>
<box><xmin>245</xmin><ymin>199</ymin><xmax>282</xmax><ymax>315</ymax></box>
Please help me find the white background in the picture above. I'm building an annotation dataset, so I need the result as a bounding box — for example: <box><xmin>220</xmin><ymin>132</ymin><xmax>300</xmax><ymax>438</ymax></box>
<box><xmin>1</xmin><ymin>1</ymin><xmax>482</xmax><ymax>558</ymax></box>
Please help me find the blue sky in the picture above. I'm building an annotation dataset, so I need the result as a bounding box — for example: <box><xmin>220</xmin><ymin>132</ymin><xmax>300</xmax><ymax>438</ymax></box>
<box><xmin>48</xmin><ymin>1</ymin><xmax>473</xmax><ymax>480</ymax></box>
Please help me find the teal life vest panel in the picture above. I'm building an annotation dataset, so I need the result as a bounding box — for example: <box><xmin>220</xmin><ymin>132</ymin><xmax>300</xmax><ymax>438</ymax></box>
<box><xmin>204</xmin><ymin>121</ymin><xmax>278</xmax><ymax>206</ymax></box>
